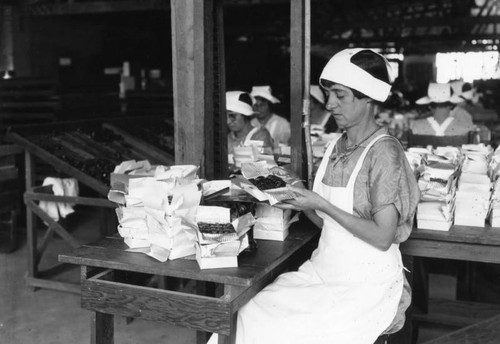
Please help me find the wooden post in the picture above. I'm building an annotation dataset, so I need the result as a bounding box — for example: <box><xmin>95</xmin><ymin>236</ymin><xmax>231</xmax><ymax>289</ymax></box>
<box><xmin>171</xmin><ymin>0</ymin><xmax>227</xmax><ymax>179</ymax></box>
<box><xmin>0</xmin><ymin>5</ymin><xmax>15</xmax><ymax>75</ymax></box>
<box><xmin>290</xmin><ymin>1</ymin><xmax>307</xmax><ymax>180</ymax></box>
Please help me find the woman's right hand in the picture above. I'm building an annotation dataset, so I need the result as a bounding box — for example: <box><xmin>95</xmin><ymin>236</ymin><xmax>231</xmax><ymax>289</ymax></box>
<box><xmin>274</xmin><ymin>184</ymin><xmax>327</xmax><ymax>212</ymax></box>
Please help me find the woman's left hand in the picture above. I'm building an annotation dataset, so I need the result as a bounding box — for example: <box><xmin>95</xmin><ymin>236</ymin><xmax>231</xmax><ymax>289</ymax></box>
<box><xmin>274</xmin><ymin>185</ymin><xmax>327</xmax><ymax>212</ymax></box>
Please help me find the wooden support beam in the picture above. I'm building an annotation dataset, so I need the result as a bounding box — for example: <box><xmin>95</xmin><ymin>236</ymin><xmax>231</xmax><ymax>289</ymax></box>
<box><xmin>171</xmin><ymin>0</ymin><xmax>226</xmax><ymax>179</ymax></box>
<box><xmin>26</xmin><ymin>0</ymin><xmax>168</xmax><ymax>16</ymax></box>
<box><xmin>290</xmin><ymin>0</ymin><xmax>307</xmax><ymax>180</ymax></box>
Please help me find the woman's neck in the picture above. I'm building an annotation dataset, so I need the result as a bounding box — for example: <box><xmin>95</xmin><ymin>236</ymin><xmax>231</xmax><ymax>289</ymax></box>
<box><xmin>345</xmin><ymin>119</ymin><xmax>380</xmax><ymax>147</ymax></box>
<box><xmin>433</xmin><ymin>108</ymin><xmax>451</xmax><ymax>124</ymax></box>
<box><xmin>234</xmin><ymin>123</ymin><xmax>253</xmax><ymax>139</ymax></box>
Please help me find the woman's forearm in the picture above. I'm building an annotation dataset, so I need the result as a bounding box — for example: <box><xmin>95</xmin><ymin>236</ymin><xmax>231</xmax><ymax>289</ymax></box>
<box><xmin>317</xmin><ymin>202</ymin><xmax>398</xmax><ymax>251</ymax></box>
<box><xmin>303</xmin><ymin>209</ymin><xmax>323</xmax><ymax>229</ymax></box>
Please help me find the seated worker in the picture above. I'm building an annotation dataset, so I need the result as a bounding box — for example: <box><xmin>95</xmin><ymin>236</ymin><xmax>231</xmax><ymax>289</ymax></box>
<box><xmin>226</xmin><ymin>91</ymin><xmax>273</xmax><ymax>155</ymax></box>
<box><xmin>451</xmin><ymin>79</ymin><xmax>497</xmax><ymax>123</ymax></box>
<box><xmin>208</xmin><ymin>48</ymin><xmax>420</xmax><ymax>344</ymax></box>
<box><xmin>250</xmin><ymin>85</ymin><xmax>291</xmax><ymax>153</ymax></box>
<box><xmin>309</xmin><ymin>84</ymin><xmax>338</xmax><ymax>137</ymax></box>
<box><xmin>410</xmin><ymin>82</ymin><xmax>474</xmax><ymax>136</ymax></box>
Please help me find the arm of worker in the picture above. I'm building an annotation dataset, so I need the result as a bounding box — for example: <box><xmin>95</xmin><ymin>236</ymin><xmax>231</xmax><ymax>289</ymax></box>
<box><xmin>275</xmin><ymin>184</ymin><xmax>398</xmax><ymax>251</ymax></box>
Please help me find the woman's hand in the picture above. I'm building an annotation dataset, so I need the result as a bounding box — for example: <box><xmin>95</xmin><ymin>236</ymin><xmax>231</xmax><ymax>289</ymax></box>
<box><xmin>274</xmin><ymin>184</ymin><xmax>327</xmax><ymax>212</ymax></box>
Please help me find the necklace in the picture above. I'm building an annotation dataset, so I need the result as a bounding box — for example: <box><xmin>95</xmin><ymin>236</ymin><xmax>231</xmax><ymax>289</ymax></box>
<box><xmin>330</xmin><ymin>126</ymin><xmax>382</xmax><ymax>163</ymax></box>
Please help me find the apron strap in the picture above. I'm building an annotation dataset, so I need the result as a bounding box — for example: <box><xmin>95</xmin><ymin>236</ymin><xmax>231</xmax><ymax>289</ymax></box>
<box><xmin>427</xmin><ymin>117</ymin><xmax>454</xmax><ymax>136</ymax></box>
<box><xmin>243</xmin><ymin>127</ymin><xmax>260</xmax><ymax>145</ymax></box>
<box><xmin>313</xmin><ymin>134</ymin><xmax>342</xmax><ymax>192</ymax></box>
<box><xmin>346</xmin><ymin>134</ymin><xmax>391</xmax><ymax>190</ymax></box>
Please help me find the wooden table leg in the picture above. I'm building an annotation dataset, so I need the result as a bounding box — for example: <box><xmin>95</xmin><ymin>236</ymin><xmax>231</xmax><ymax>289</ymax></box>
<box><xmin>24</xmin><ymin>151</ymin><xmax>38</xmax><ymax>290</ymax></box>
<box><xmin>91</xmin><ymin>312</ymin><xmax>114</xmax><ymax>344</ymax></box>
<box><xmin>218</xmin><ymin>311</ymin><xmax>237</xmax><ymax>344</ymax></box>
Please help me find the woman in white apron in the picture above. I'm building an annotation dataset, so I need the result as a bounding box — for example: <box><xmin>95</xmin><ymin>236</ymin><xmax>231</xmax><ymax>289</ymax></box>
<box><xmin>226</xmin><ymin>91</ymin><xmax>274</xmax><ymax>156</ymax></box>
<box><xmin>232</xmin><ymin>49</ymin><xmax>421</xmax><ymax>344</ymax></box>
<box><xmin>410</xmin><ymin>82</ymin><xmax>474</xmax><ymax>136</ymax></box>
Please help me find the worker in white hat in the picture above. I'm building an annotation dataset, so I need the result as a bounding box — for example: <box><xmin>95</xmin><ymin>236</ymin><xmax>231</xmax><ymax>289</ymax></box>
<box><xmin>450</xmin><ymin>80</ymin><xmax>495</xmax><ymax>123</ymax></box>
<box><xmin>226</xmin><ymin>91</ymin><xmax>273</xmax><ymax>156</ymax></box>
<box><xmin>411</xmin><ymin>82</ymin><xmax>474</xmax><ymax>136</ymax></box>
<box><xmin>227</xmin><ymin>48</ymin><xmax>420</xmax><ymax>344</ymax></box>
<box><xmin>250</xmin><ymin>85</ymin><xmax>290</xmax><ymax>153</ymax></box>
<box><xmin>309</xmin><ymin>84</ymin><xmax>338</xmax><ymax>137</ymax></box>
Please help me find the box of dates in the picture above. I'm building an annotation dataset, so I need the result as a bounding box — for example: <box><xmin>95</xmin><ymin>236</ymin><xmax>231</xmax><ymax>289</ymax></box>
<box><xmin>239</xmin><ymin>162</ymin><xmax>300</xmax><ymax>205</ymax></box>
<box><xmin>194</xmin><ymin>206</ymin><xmax>255</xmax><ymax>269</ymax></box>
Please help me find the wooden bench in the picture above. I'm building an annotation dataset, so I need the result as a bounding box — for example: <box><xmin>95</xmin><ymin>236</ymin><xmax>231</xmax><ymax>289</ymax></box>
<box><xmin>423</xmin><ymin>313</ymin><xmax>500</xmax><ymax>344</ymax></box>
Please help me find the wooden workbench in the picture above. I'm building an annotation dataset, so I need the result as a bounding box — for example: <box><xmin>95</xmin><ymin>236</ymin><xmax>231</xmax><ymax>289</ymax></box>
<box><xmin>59</xmin><ymin>221</ymin><xmax>320</xmax><ymax>344</ymax></box>
<box><xmin>401</xmin><ymin>225</ymin><xmax>500</xmax><ymax>340</ymax></box>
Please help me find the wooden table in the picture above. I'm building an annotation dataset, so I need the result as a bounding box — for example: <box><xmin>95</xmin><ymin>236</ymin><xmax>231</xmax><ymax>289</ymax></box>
<box><xmin>59</xmin><ymin>221</ymin><xmax>320</xmax><ymax>344</ymax></box>
<box><xmin>401</xmin><ymin>225</ymin><xmax>500</xmax><ymax>264</ymax></box>
<box><xmin>400</xmin><ymin>225</ymin><xmax>500</xmax><ymax>338</ymax></box>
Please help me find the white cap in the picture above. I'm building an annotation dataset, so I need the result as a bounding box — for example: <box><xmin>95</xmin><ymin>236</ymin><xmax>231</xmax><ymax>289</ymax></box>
<box><xmin>250</xmin><ymin>85</ymin><xmax>280</xmax><ymax>104</ymax></box>
<box><xmin>319</xmin><ymin>48</ymin><xmax>393</xmax><ymax>102</ymax></box>
<box><xmin>226</xmin><ymin>91</ymin><xmax>254</xmax><ymax>116</ymax></box>
<box><xmin>310</xmin><ymin>85</ymin><xmax>325</xmax><ymax>104</ymax></box>
<box><xmin>416</xmin><ymin>82</ymin><xmax>463</xmax><ymax>105</ymax></box>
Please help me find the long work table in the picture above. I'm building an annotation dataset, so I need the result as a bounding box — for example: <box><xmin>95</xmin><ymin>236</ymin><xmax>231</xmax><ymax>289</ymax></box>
<box><xmin>58</xmin><ymin>221</ymin><xmax>320</xmax><ymax>344</ymax></box>
<box><xmin>401</xmin><ymin>225</ymin><xmax>500</xmax><ymax>341</ymax></box>
<box><xmin>401</xmin><ymin>225</ymin><xmax>500</xmax><ymax>264</ymax></box>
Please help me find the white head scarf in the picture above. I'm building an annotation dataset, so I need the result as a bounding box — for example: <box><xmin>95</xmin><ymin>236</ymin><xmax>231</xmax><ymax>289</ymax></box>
<box><xmin>319</xmin><ymin>48</ymin><xmax>393</xmax><ymax>102</ymax></box>
<box><xmin>226</xmin><ymin>91</ymin><xmax>254</xmax><ymax>116</ymax></box>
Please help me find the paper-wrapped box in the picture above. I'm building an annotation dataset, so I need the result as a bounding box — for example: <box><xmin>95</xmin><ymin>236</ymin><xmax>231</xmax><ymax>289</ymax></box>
<box><xmin>253</xmin><ymin>204</ymin><xmax>293</xmax><ymax>241</ymax></box>
<box><xmin>238</xmin><ymin>162</ymin><xmax>299</xmax><ymax>205</ymax></box>
<box><xmin>194</xmin><ymin>206</ymin><xmax>254</xmax><ymax>269</ymax></box>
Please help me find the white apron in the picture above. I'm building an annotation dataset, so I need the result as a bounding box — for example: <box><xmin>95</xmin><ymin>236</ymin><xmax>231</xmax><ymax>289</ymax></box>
<box><xmin>427</xmin><ymin>116</ymin><xmax>454</xmax><ymax>136</ymax></box>
<box><xmin>235</xmin><ymin>134</ymin><xmax>404</xmax><ymax>344</ymax></box>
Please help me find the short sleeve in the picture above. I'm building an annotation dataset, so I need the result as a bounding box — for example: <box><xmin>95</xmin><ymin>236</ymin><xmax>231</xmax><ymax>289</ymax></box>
<box><xmin>365</xmin><ymin>137</ymin><xmax>421</xmax><ymax>243</ymax></box>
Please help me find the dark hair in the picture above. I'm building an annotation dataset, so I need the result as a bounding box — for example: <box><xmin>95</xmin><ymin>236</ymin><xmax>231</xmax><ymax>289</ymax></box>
<box><xmin>350</xmin><ymin>50</ymin><xmax>390</xmax><ymax>84</ymax></box>
<box><xmin>238</xmin><ymin>92</ymin><xmax>253</xmax><ymax>107</ymax></box>
<box><xmin>319</xmin><ymin>78</ymin><xmax>372</xmax><ymax>100</ymax></box>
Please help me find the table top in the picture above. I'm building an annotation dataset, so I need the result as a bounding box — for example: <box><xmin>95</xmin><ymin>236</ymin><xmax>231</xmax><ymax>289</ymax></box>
<box><xmin>59</xmin><ymin>221</ymin><xmax>320</xmax><ymax>287</ymax></box>
<box><xmin>410</xmin><ymin>225</ymin><xmax>500</xmax><ymax>246</ymax></box>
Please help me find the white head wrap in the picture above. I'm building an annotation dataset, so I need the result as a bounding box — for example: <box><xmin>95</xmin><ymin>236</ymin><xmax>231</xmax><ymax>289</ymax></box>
<box><xmin>226</xmin><ymin>91</ymin><xmax>254</xmax><ymax>116</ymax></box>
<box><xmin>319</xmin><ymin>48</ymin><xmax>393</xmax><ymax>102</ymax></box>
<box><xmin>250</xmin><ymin>85</ymin><xmax>280</xmax><ymax>104</ymax></box>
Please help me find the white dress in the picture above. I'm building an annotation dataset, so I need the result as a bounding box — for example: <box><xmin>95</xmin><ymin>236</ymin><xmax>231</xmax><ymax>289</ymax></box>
<box><xmin>235</xmin><ymin>134</ymin><xmax>405</xmax><ymax>344</ymax></box>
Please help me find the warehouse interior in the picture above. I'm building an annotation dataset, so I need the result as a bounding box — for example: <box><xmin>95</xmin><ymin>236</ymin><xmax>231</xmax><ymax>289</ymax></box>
<box><xmin>2</xmin><ymin>1</ymin><xmax>500</xmax><ymax>343</ymax></box>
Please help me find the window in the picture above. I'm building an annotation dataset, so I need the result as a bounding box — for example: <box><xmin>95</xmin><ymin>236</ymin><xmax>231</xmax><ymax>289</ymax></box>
<box><xmin>436</xmin><ymin>51</ymin><xmax>500</xmax><ymax>83</ymax></box>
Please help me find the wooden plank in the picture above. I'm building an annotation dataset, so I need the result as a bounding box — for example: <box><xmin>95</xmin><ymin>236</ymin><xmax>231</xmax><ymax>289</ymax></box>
<box><xmin>171</xmin><ymin>0</ymin><xmax>206</xmax><ymax>170</ymax></box>
<box><xmin>102</xmin><ymin>123</ymin><xmax>174</xmax><ymax>165</ymax></box>
<box><xmin>0</xmin><ymin>144</ymin><xmax>23</xmax><ymax>156</ymax></box>
<box><xmin>8</xmin><ymin>132</ymin><xmax>109</xmax><ymax>195</ymax></box>
<box><xmin>82</xmin><ymin>277</ymin><xmax>232</xmax><ymax>335</ymax></box>
<box><xmin>25</xmin><ymin>151</ymin><xmax>37</xmax><ymax>280</ymax></box>
<box><xmin>414</xmin><ymin>298</ymin><xmax>500</xmax><ymax>328</ymax></box>
<box><xmin>25</xmin><ymin>275</ymin><xmax>80</xmax><ymax>294</ymax></box>
<box><xmin>401</xmin><ymin>238</ymin><xmax>500</xmax><ymax>263</ymax></box>
<box><xmin>91</xmin><ymin>312</ymin><xmax>114</xmax><ymax>344</ymax></box>
<box><xmin>26</xmin><ymin>199</ymin><xmax>82</xmax><ymax>248</ymax></box>
<box><xmin>0</xmin><ymin>101</ymin><xmax>59</xmax><ymax>108</ymax></box>
<box><xmin>422</xmin><ymin>314</ymin><xmax>500</xmax><ymax>344</ymax></box>
<box><xmin>412</xmin><ymin>226</ymin><xmax>500</xmax><ymax>246</ymax></box>
<box><xmin>59</xmin><ymin>222</ymin><xmax>320</xmax><ymax>286</ymax></box>
<box><xmin>24</xmin><ymin>191</ymin><xmax>116</xmax><ymax>208</ymax></box>
<box><xmin>0</xmin><ymin>112</ymin><xmax>55</xmax><ymax>120</ymax></box>
<box><xmin>290</xmin><ymin>0</ymin><xmax>307</xmax><ymax>180</ymax></box>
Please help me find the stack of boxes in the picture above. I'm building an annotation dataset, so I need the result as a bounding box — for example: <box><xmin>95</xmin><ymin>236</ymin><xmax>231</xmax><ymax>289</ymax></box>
<box><xmin>415</xmin><ymin>147</ymin><xmax>461</xmax><ymax>231</ymax></box>
<box><xmin>108</xmin><ymin>161</ymin><xmax>201</xmax><ymax>262</ymax></box>
<box><xmin>454</xmin><ymin>144</ymin><xmax>492</xmax><ymax>227</ymax></box>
